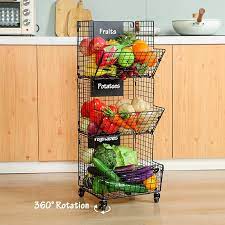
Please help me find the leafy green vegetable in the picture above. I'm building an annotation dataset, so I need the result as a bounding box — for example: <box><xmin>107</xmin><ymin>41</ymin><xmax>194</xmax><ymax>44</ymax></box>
<box><xmin>113</xmin><ymin>145</ymin><xmax>138</xmax><ymax>167</ymax></box>
<box><xmin>116</xmin><ymin>32</ymin><xmax>136</xmax><ymax>47</ymax></box>
<box><xmin>135</xmin><ymin>63</ymin><xmax>149</xmax><ymax>75</ymax></box>
<box><xmin>93</xmin><ymin>143</ymin><xmax>138</xmax><ymax>169</ymax></box>
<box><xmin>114</xmin><ymin>148</ymin><xmax>124</xmax><ymax>167</ymax></box>
<box><xmin>93</xmin><ymin>143</ymin><xmax>117</xmax><ymax>169</ymax></box>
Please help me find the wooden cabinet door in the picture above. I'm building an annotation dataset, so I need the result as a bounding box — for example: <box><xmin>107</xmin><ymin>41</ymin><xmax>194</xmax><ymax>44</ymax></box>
<box><xmin>173</xmin><ymin>45</ymin><xmax>225</xmax><ymax>158</ymax></box>
<box><xmin>0</xmin><ymin>46</ymin><xmax>38</xmax><ymax>161</ymax></box>
<box><xmin>154</xmin><ymin>45</ymin><xmax>173</xmax><ymax>159</ymax></box>
<box><xmin>38</xmin><ymin>46</ymin><xmax>77</xmax><ymax>161</ymax></box>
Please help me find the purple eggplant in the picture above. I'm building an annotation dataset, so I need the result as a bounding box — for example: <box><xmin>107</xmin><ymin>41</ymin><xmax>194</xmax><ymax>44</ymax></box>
<box><xmin>114</xmin><ymin>165</ymin><xmax>136</xmax><ymax>173</ymax></box>
<box><xmin>116</xmin><ymin>166</ymin><xmax>152</xmax><ymax>176</ymax></box>
<box><xmin>122</xmin><ymin>170</ymin><xmax>153</xmax><ymax>181</ymax></box>
<box><xmin>120</xmin><ymin>169</ymin><xmax>153</xmax><ymax>179</ymax></box>
<box><xmin>122</xmin><ymin>170</ymin><xmax>153</xmax><ymax>184</ymax></box>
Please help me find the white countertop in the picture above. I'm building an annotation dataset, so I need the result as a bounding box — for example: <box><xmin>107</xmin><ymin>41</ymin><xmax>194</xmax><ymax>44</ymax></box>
<box><xmin>154</xmin><ymin>36</ymin><xmax>225</xmax><ymax>45</ymax></box>
<box><xmin>1</xmin><ymin>36</ymin><xmax>225</xmax><ymax>45</ymax></box>
<box><xmin>0</xmin><ymin>37</ymin><xmax>77</xmax><ymax>45</ymax></box>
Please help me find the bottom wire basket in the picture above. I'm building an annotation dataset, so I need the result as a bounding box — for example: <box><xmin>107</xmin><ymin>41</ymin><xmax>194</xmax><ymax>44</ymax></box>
<box><xmin>78</xmin><ymin>133</ymin><xmax>164</xmax><ymax>203</ymax></box>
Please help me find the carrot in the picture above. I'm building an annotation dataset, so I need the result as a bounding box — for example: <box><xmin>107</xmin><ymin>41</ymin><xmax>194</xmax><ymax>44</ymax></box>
<box><xmin>124</xmin><ymin>115</ymin><xmax>138</xmax><ymax>131</ymax></box>
<box><xmin>111</xmin><ymin>114</ymin><xmax>131</xmax><ymax>129</ymax></box>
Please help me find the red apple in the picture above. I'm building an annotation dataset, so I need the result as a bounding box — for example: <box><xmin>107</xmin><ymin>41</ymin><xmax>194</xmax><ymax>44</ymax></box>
<box><xmin>89</xmin><ymin>36</ymin><xmax>106</xmax><ymax>52</ymax></box>
<box><xmin>96</xmin><ymin>45</ymin><xmax>117</xmax><ymax>67</ymax></box>
<box><xmin>79</xmin><ymin>38</ymin><xmax>93</xmax><ymax>56</ymax></box>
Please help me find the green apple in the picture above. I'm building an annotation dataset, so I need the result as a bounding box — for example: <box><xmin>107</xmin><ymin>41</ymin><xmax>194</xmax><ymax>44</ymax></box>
<box><xmin>118</xmin><ymin>47</ymin><xmax>135</xmax><ymax>68</ymax></box>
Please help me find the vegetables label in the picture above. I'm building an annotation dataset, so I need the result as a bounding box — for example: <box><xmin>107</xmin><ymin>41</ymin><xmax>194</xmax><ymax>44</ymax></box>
<box><xmin>91</xmin><ymin>78</ymin><xmax>124</xmax><ymax>97</ymax></box>
<box><xmin>93</xmin><ymin>21</ymin><xmax>125</xmax><ymax>40</ymax></box>
<box><xmin>88</xmin><ymin>134</ymin><xmax>120</xmax><ymax>148</ymax></box>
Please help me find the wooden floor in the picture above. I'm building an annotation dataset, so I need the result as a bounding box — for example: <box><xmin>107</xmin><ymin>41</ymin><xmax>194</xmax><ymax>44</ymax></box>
<box><xmin>0</xmin><ymin>171</ymin><xmax>225</xmax><ymax>225</ymax></box>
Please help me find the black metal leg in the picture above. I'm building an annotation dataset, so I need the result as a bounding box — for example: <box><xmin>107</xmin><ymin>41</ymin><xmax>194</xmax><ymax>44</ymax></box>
<box><xmin>154</xmin><ymin>192</ymin><xmax>160</xmax><ymax>203</ymax></box>
<box><xmin>98</xmin><ymin>200</ymin><xmax>108</xmax><ymax>211</ymax></box>
<box><xmin>78</xmin><ymin>187</ymin><xmax>85</xmax><ymax>197</ymax></box>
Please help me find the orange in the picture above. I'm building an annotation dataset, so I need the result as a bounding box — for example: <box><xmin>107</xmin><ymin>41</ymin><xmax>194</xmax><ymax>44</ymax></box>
<box><xmin>133</xmin><ymin>39</ymin><xmax>148</xmax><ymax>46</ymax></box>
<box><xmin>132</xmin><ymin>41</ymin><xmax>152</xmax><ymax>62</ymax></box>
<box><xmin>142</xmin><ymin>51</ymin><xmax>158</xmax><ymax>67</ymax></box>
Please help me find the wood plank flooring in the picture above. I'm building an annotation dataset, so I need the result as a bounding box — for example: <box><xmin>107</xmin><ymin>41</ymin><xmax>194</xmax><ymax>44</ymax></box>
<box><xmin>0</xmin><ymin>171</ymin><xmax>225</xmax><ymax>225</ymax></box>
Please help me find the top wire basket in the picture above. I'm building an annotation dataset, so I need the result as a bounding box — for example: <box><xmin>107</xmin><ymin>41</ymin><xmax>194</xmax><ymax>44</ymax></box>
<box><xmin>77</xmin><ymin>21</ymin><xmax>165</xmax><ymax>79</ymax></box>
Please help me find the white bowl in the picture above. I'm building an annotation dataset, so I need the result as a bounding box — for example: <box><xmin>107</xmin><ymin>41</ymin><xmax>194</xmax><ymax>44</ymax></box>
<box><xmin>172</xmin><ymin>19</ymin><xmax>222</xmax><ymax>35</ymax></box>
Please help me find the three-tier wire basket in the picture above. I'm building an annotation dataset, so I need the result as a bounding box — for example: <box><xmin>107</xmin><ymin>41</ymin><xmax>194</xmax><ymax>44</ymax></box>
<box><xmin>77</xmin><ymin>21</ymin><xmax>165</xmax><ymax>211</ymax></box>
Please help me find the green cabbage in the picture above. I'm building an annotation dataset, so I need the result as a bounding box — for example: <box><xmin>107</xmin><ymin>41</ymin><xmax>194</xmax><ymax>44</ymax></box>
<box><xmin>93</xmin><ymin>143</ymin><xmax>138</xmax><ymax>169</ymax></box>
<box><xmin>113</xmin><ymin>145</ymin><xmax>138</xmax><ymax>167</ymax></box>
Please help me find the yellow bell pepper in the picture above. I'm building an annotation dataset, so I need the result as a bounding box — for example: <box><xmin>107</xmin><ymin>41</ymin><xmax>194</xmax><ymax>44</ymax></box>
<box><xmin>143</xmin><ymin>175</ymin><xmax>157</xmax><ymax>191</ymax></box>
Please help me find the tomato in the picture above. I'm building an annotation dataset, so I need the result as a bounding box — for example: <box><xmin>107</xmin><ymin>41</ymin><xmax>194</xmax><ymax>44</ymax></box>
<box><xmin>142</xmin><ymin>51</ymin><xmax>158</xmax><ymax>67</ymax></box>
<box><xmin>81</xmin><ymin>101</ymin><xmax>91</xmax><ymax>118</ymax></box>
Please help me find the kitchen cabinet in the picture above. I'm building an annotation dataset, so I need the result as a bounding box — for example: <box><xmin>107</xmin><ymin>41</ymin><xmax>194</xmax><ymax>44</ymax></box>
<box><xmin>38</xmin><ymin>46</ymin><xmax>77</xmax><ymax>161</ymax></box>
<box><xmin>0</xmin><ymin>46</ymin><xmax>38</xmax><ymax>161</ymax></box>
<box><xmin>173</xmin><ymin>45</ymin><xmax>225</xmax><ymax>158</ymax></box>
<box><xmin>1</xmin><ymin>43</ymin><xmax>225</xmax><ymax>163</ymax></box>
<box><xmin>154</xmin><ymin>45</ymin><xmax>173</xmax><ymax>159</ymax></box>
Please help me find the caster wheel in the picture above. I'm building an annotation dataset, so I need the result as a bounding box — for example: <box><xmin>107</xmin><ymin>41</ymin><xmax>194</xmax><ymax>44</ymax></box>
<box><xmin>98</xmin><ymin>200</ymin><xmax>107</xmax><ymax>211</ymax></box>
<box><xmin>154</xmin><ymin>192</ymin><xmax>160</xmax><ymax>203</ymax></box>
<box><xmin>78</xmin><ymin>188</ymin><xmax>85</xmax><ymax>197</ymax></box>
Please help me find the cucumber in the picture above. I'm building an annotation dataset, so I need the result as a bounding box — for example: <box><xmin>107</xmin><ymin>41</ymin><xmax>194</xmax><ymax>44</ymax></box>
<box><xmin>105</xmin><ymin>180</ymin><xmax>148</xmax><ymax>193</ymax></box>
<box><xmin>92</xmin><ymin>158</ymin><xmax>120</xmax><ymax>182</ymax></box>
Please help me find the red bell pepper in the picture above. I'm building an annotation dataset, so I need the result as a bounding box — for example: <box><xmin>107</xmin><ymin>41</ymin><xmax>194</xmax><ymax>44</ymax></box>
<box><xmin>81</xmin><ymin>101</ymin><xmax>91</xmax><ymax>118</ymax></box>
<box><xmin>89</xmin><ymin>98</ymin><xmax>106</xmax><ymax>111</ymax></box>
<box><xmin>89</xmin><ymin>110</ymin><xmax>104</xmax><ymax>126</ymax></box>
<box><xmin>100</xmin><ymin>117</ymin><xmax>119</xmax><ymax>134</ymax></box>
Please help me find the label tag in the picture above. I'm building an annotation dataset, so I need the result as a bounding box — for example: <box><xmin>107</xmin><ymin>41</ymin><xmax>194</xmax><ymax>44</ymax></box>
<box><xmin>94</xmin><ymin>21</ymin><xmax>124</xmax><ymax>40</ymax></box>
<box><xmin>91</xmin><ymin>78</ymin><xmax>123</xmax><ymax>97</ymax></box>
<box><xmin>88</xmin><ymin>134</ymin><xmax>120</xmax><ymax>148</ymax></box>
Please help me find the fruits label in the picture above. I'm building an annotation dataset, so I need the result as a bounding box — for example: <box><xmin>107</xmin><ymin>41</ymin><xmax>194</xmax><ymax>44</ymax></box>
<box><xmin>88</xmin><ymin>134</ymin><xmax>120</xmax><ymax>148</ymax></box>
<box><xmin>91</xmin><ymin>78</ymin><xmax>123</xmax><ymax>97</ymax></box>
<box><xmin>93</xmin><ymin>21</ymin><xmax>124</xmax><ymax>40</ymax></box>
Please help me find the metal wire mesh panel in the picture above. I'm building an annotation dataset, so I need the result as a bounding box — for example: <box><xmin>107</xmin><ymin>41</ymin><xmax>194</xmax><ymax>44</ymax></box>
<box><xmin>77</xmin><ymin>21</ymin><xmax>165</xmax><ymax>79</ymax></box>
<box><xmin>77</xmin><ymin>20</ymin><xmax>165</xmax><ymax>203</ymax></box>
<box><xmin>78</xmin><ymin>77</ymin><xmax>164</xmax><ymax>136</ymax></box>
<box><xmin>78</xmin><ymin>133</ymin><xmax>164</xmax><ymax>200</ymax></box>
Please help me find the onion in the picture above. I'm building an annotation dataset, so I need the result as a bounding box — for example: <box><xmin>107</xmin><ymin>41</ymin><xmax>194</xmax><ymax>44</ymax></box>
<box><xmin>116</xmin><ymin>99</ymin><xmax>132</xmax><ymax>107</ymax></box>
<box><xmin>88</xmin><ymin>122</ymin><xmax>99</xmax><ymax>135</ymax></box>
<box><xmin>132</xmin><ymin>97</ymin><xmax>146</xmax><ymax>112</ymax></box>
<box><xmin>118</xmin><ymin>103</ymin><xmax>135</xmax><ymax>113</ymax></box>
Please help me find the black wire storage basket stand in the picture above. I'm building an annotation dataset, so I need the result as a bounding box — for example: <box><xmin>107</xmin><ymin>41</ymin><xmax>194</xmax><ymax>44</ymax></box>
<box><xmin>77</xmin><ymin>21</ymin><xmax>165</xmax><ymax>211</ymax></box>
